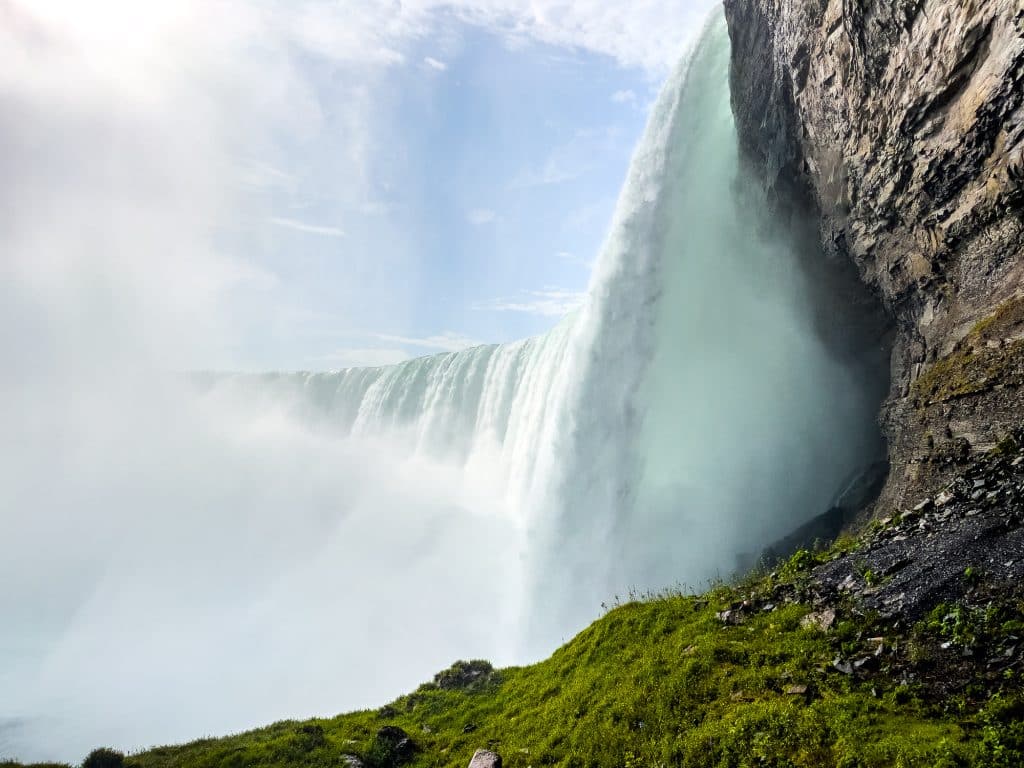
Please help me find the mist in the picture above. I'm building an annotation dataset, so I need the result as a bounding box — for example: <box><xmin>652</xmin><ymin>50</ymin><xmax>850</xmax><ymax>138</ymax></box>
<box><xmin>1</xmin><ymin>4</ymin><xmax>888</xmax><ymax>763</ymax></box>
<box><xmin>0</xmin><ymin>1</ymin><xmax>523</xmax><ymax>758</ymax></box>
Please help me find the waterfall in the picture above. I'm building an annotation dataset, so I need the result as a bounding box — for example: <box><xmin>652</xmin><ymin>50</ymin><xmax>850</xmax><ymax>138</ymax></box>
<box><xmin>2</xmin><ymin>10</ymin><xmax>888</xmax><ymax>762</ymax></box>
<box><xmin>203</xmin><ymin>12</ymin><xmax>885</xmax><ymax>651</ymax></box>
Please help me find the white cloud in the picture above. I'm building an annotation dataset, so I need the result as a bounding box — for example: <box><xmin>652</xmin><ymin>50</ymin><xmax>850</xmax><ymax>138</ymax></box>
<box><xmin>468</xmin><ymin>208</ymin><xmax>499</xmax><ymax>225</ymax></box>
<box><xmin>254</xmin><ymin>0</ymin><xmax>719</xmax><ymax>77</ymax></box>
<box><xmin>423</xmin><ymin>56</ymin><xmax>448</xmax><ymax>71</ymax></box>
<box><xmin>611</xmin><ymin>88</ymin><xmax>637</xmax><ymax>104</ymax></box>
<box><xmin>474</xmin><ymin>289</ymin><xmax>586</xmax><ymax>317</ymax></box>
<box><xmin>430</xmin><ymin>0</ymin><xmax>718</xmax><ymax>75</ymax></box>
<box><xmin>269</xmin><ymin>216</ymin><xmax>346</xmax><ymax>238</ymax></box>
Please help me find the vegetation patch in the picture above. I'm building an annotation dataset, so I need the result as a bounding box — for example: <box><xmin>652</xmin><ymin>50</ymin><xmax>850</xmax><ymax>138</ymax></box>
<box><xmin>431</xmin><ymin>661</ymin><xmax>500</xmax><ymax>693</ymax></box>
<box><xmin>913</xmin><ymin>296</ymin><xmax>1024</xmax><ymax>406</ymax></box>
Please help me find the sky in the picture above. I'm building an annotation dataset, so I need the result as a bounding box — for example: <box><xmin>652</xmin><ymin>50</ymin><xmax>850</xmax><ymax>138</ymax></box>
<box><xmin>1</xmin><ymin>0</ymin><xmax>720</xmax><ymax>372</ymax></box>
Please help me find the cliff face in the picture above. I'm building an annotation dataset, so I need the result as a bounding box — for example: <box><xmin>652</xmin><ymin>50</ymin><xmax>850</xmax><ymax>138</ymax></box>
<box><xmin>724</xmin><ymin>0</ymin><xmax>1024</xmax><ymax>511</ymax></box>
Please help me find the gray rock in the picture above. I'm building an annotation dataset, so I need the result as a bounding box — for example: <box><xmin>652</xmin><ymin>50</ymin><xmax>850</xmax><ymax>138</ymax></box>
<box><xmin>832</xmin><ymin>658</ymin><xmax>854</xmax><ymax>676</ymax></box>
<box><xmin>801</xmin><ymin>608</ymin><xmax>836</xmax><ymax>632</ymax></box>
<box><xmin>468</xmin><ymin>750</ymin><xmax>502</xmax><ymax>768</ymax></box>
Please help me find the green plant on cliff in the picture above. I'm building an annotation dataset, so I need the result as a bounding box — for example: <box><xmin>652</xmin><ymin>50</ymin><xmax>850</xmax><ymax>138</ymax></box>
<box><xmin>913</xmin><ymin>297</ymin><xmax>1024</xmax><ymax>406</ymax></box>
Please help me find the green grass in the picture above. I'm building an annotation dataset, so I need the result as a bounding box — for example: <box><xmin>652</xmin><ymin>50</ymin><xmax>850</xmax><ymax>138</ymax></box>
<box><xmin>54</xmin><ymin>567</ymin><xmax>1020</xmax><ymax>768</ymax></box>
<box><xmin>125</xmin><ymin>599</ymin><xmax>958</xmax><ymax>768</ymax></box>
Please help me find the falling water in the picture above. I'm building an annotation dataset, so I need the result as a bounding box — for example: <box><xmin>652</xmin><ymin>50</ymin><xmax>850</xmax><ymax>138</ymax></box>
<box><xmin>1</xmin><ymin>11</ymin><xmax>889</xmax><ymax>762</ymax></box>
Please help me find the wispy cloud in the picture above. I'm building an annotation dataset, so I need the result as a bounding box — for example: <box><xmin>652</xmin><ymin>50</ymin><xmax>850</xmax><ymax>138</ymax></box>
<box><xmin>467</xmin><ymin>208</ymin><xmax>499</xmax><ymax>226</ymax></box>
<box><xmin>311</xmin><ymin>347</ymin><xmax>412</xmax><ymax>368</ymax></box>
<box><xmin>269</xmin><ymin>216</ymin><xmax>346</xmax><ymax>238</ymax></box>
<box><xmin>510</xmin><ymin>158</ymin><xmax>585</xmax><ymax>189</ymax></box>
<box><xmin>357</xmin><ymin>200</ymin><xmax>395</xmax><ymax>216</ymax></box>
<box><xmin>611</xmin><ymin>89</ymin><xmax>636</xmax><ymax>104</ymax></box>
<box><xmin>473</xmin><ymin>289</ymin><xmax>586</xmax><ymax>317</ymax></box>
<box><xmin>556</xmin><ymin>251</ymin><xmax>595</xmax><ymax>270</ymax></box>
<box><xmin>509</xmin><ymin>127</ymin><xmax>621</xmax><ymax>189</ymax></box>
<box><xmin>238</xmin><ymin>162</ymin><xmax>297</xmax><ymax>190</ymax></box>
<box><xmin>563</xmin><ymin>198</ymin><xmax>614</xmax><ymax>233</ymax></box>
<box><xmin>423</xmin><ymin>56</ymin><xmax>448</xmax><ymax>71</ymax></box>
<box><xmin>372</xmin><ymin>331</ymin><xmax>483</xmax><ymax>352</ymax></box>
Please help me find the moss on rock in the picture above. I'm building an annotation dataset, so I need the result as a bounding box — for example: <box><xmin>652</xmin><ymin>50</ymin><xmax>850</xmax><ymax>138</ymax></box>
<box><xmin>913</xmin><ymin>297</ymin><xmax>1024</xmax><ymax>406</ymax></box>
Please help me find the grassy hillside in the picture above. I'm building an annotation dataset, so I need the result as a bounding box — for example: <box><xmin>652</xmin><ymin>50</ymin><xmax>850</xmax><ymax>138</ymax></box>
<box><xmin>12</xmin><ymin>540</ymin><xmax>1024</xmax><ymax>768</ymax></box>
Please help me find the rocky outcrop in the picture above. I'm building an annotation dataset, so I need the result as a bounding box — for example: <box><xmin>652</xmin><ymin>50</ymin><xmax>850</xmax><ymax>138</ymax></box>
<box><xmin>724</xmin><ymin>0</ymin><xmax>1024</xmax><ymax>512</ymax></box>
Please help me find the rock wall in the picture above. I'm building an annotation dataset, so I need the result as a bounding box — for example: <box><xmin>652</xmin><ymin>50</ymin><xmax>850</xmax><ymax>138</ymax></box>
<box><xmin>724</xmin><ymin>0</ymin><xmax>1024</xmax><ymax>511</ymax></box>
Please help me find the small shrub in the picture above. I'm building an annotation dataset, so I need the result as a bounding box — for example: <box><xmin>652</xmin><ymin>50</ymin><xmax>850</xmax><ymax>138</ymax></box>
<box><xmin>291</xmin><ymin>724</ymin><xmax>327</xmax><ymax>752</ymax></box>
<box><xmin>81</xmin><ymin>750</ymin><xmax>124</xmax><ymax>768</ymax></box>
<box><xmin>432</xmin><ymin>659</ymin><xmax>498</xmax><ymax>691</ymax></box>
<box><xmin>366</xmin><ymin>726</ymin><xmax>416</xmax><ymax>768</ymax></box>
<box><xmin>980</xmin><ymin>695</ymin><xmax>1024</xmax><ymax>767</ymax></box>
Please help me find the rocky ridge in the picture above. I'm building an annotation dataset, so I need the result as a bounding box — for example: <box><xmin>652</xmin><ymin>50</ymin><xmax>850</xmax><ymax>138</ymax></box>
<box><xmin>724</xmin><ymin>0</ymin><xmax>1024</xmax><ymax>511</ymax></box>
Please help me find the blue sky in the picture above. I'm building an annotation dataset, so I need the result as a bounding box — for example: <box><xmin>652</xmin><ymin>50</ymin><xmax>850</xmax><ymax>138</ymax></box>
<box><xmin>233</xmin><ymin>26</ymin><xmax>662</xmax><ymax>370</ymax></box>
<box><xmin>3</xmin><ymin>0</ymin><xmax>719</xmax><ymax>371</ymax></box>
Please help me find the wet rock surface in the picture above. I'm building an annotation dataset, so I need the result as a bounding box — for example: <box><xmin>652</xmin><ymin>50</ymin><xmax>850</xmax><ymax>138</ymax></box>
<box><xmin>724</xmin><ymin>0</ymin><xmax>1024</xmax><ymax>511</ymax></box>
